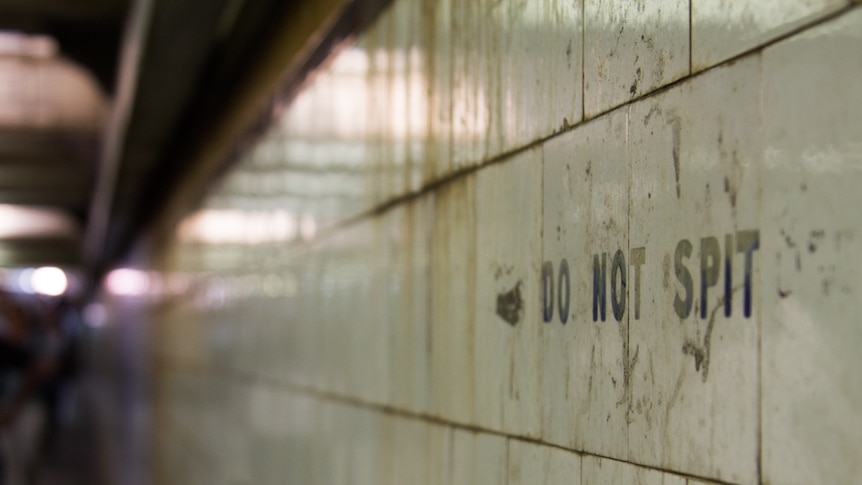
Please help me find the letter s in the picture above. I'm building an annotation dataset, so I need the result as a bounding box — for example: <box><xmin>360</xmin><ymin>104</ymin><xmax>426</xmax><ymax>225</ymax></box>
<box><xmin>674</xmin><ymin>239</ymin><xmax>693</xmax><ymax>319</ymax></box>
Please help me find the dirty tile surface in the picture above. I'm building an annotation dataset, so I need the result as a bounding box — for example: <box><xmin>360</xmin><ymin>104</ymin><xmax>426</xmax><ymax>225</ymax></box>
<box><xmin>585</xmin><ymin>0</ymin><xmax>689</xmax><ymax>116</ymax></box>
<box><xmin>627</xmin><ymin>57</ymin><xmax>761</xmax><ymax>485</ymax></box>
<box><xmin>138</xmin><ymin>2</ymin><xmax>862</xmax><ymax>485</ymax></box>
<box><xmin>474</xmin><ymin>149</ymin><xmax>544</xmax><ymax>437</ymax></box>
<box><xmin>450</xmin><ymin>430</ymin><xmax>508</xmax><ymax>485</ymax></box>
<box><xmin>508</xmin><ymin>439</ymin><xmax>581</xmax><ymax>485</ymax></box>
<box><xmin>541</xmin><ymin>109</ymin><xmax>630</xmax><ymax>459</ymax></box>
<box><xmin>430</xmin><ymin>177</ymin><xmax>477</xmax><ymax>426</ymax></box>
<box><xmin>691</xmin><ymin>0</ymin><xmax>848</xmax><ymax>70</ymax></box>
<box><xmin>582</xmin><ymin>456</ymin><xmax>687</xmax><ymax>485</ymax></box>
<box><xmin>761</xmin><ymin>8</ymin><xmax>862</xmax><ymax>485</ymax></box>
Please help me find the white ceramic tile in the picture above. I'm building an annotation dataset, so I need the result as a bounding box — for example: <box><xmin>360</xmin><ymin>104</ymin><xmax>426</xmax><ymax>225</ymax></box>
<box><xmin>385</xmin><ymin>419</ymin><xmax>451</xmax><ymax>485</ymax></box>
<box><xmin>346</xmin><ymin>407</ymin><xmax>387</xmax><ymax>485</ymax></box>
<box><xmin>362</xmin><ymin>0</ymin><xmax>429</xmax><ymax>203</ymax></box>
<box><xmin>315</xmin><ymin>402</ymin><xmax>349</xmax><ymax>485</ymax></box>
<box><xmin>585</xmin><ymin>0</ymin><xmax>689</xmax><ymax>117</ymax></box>
<box><xmin>419</xmin><ymin>0</ymin><xmax>455</xmax><ymax>183</ymax></box>
<box><xmin>475</xmin><ymin>149</ymin><xmax>543</xmax><ymax>437</ymax></box>
<box><xmin>251</xmin><ymin>390</ymin><xmax>320</xmax><ymax>485</ymax></box>
<box><xmin>387</xmin><ymin>198</ymin><xmax>433</xmax><ymax>413</ymax></box>
<box><xmin>582</xmin><ymin>456</ymin><xmax>687</xmax><ymax>485</ymax></box>
<box><xmin>627</xmin><ymin>56</ymin><xmax>761</xmax><ymax>484</ymax></box>
<box><xmin>430</xmin><ymin>176</ymin><xmax>477</xmax><ymax>425</ymax></box>
<box><xmin>450</xmin><ymin>430</ymin><xmax>507</xmax><ymax>485</ymax></box>
<box><xmin>425</xmin><ymin>424</ymin><xmax>452</xmax><ymax>485</ymax></box>
<box><xmin>448</xmin><ymin>0</ymin><xmax>501</xmax><ymax>169</ymax></box>
<box><xmin>499</xmin><ymin>0</ymin><xmax>583</xmax><ymax>147</ymax></box>
<box><xmin>389</xmin><ymin>418</ymin><xmax>429</xmax><ymax>485</ymax></box>
<box><xmin>376</xmin><ymin>412</ymin><xmax>401</xmax><ymax>485</ymax></box>
<box><xmin>541</xmin><ymin>109</ymin><xmax>630</xmax><ymax>459</ymax></box>
<box><xmin>440</xmin><ymin>0</ymin><xmax>583</xmax><ymax>178</ymax></box>
<box><xmin>324</xmin><ymin>220</ymin><xmax>391</xmax><ymax>404</ymax></box>
<box><xmin>508</xmin><ymin>439</ymin><xmax>581</xmax><ymax>485</ymax></box>
<box><xmin>691</xmin><ymin>0</ymin><xmax>848</xmax><ymax>70</ymax></box>
<box><xmin>297</xmin><ymin>248</ymin><xmax>328</xmax><ymax>390</ymax></box>
<box><xmin>761</xmin><ymin>9</ymin><xmax>862</xmax><ymax>484</ymax></box>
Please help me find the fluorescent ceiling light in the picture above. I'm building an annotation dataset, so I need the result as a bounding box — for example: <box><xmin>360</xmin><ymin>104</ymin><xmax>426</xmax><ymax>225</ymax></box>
<box><xmin>0</xmin><ymin>31</ymin><xmax>57</xmax><ymax>59</ymax></box>
<box><xmin>0</xmin><ymin>205</ymin><xmax>79</xmax><ymax>239</ymax></box>
<box><xmin>30</xmin><ymin>266</ymin><xmax>67</xmax><ymax>296</ymax></box>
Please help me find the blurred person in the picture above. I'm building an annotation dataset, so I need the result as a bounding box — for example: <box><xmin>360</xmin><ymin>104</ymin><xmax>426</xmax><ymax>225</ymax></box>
<box><xmin>38</xmin><ymin>298</ymin><xmax>81</xmax><ymax>452</ymax></box>
<box><xmin>0</xmin><ymin>294</ymin><xmax>60</xmax><ymax>485</ymax></box>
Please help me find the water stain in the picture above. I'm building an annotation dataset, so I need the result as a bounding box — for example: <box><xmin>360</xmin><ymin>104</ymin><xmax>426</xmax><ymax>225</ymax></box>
<box><xmin>672</xmin><ymin>117</ymin><xmax>681</xmax><ymax>198</ymax></box>
<box><xmin>630</xmin><ymin>67</ymin><xmax>642</xmax><ymax>95</ymax></box>
<box><xmin>723</xmin><ymin>175</ymin><xmax>737</xmax><ymax>209</ymax></box>
<box><xmin>662</xmin><ymin>253</ymin><xmax>670</xmax><ymax>288</ymax></box>
<box><xmin>682</xmin><ymin>285</ymin><xmax>741</xmax><ymax>382</ymax></box>
<box><xmin>808</xmin><ymin>229</ymin><xmax>825</xmax><ymax>253</ymax></box>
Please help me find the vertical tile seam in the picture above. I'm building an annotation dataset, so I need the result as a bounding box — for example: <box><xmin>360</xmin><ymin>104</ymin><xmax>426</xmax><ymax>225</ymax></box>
<box><xmin>447</xmin><ymin>426</ymin><xmax>455</xmax><ymax>485</ymax></box>
<box><xmin>624</xmin><ymin>103</ymin><xmax>632</xmax><ymax>463</ymax></box>
<box><xmin>755</xmin><ymin>50</ymin><xmax>764</xmax><ymax>485</ymax></box>
<box><xmin>165</xmin><ymin>353</ymin><xmax>747</xmax><ymax>485</ymax></box>
<box><xmin>579</xmin><ymin>445</ymin><xmax>584</xmax><ymax>485</ymax></box>
<box><xmin>505</xmin><ymin>436</ymin><xmax>512</xmax><ymax>485</ymax></box>
<box><xmin>688</xmin><ymin>0</ymin><xmax>693</xmax><ymax>74</ymax></box>
<box><xmin>581</xmin><ymin>0</ymin><xmax>586</xmax><ymax>123</ymax></box>
<box><xmin>539</xmin><ymin>131</ymin><xmax>546</xmax><ymax>442</ymax></box>
<box><xmin>425</xmin><ymin>193</ymin><xmax>434</xmax><ymax>417</ymax></box>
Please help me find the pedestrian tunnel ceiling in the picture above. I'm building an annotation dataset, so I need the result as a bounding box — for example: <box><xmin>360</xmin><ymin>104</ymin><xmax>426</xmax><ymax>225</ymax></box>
<box><xmin>0</xmin><ymin>0</ymin><xmax>384</xmax><ymax>286</ymax></box>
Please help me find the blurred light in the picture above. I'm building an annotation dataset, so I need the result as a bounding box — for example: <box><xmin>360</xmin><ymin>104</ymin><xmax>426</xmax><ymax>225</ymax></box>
<box><xmin>17</xmin><ymin>268</ymin><xmax>34</xmax><ymax>294</ymax></box>
<box><xmin>299</xmin><ymin>214</ymin><xmax>316</xmax><ymax>241</ymax></box>
<box><xmin>0</xmin><ymin>31</ymin><xmax>57</xmax><ymax>59</ymax></box>
<box><xmin>165</xmin><ymin>273</ymin><xmax>191</xmax><ymax>296</ymax></box>
<box><xmin>0</xmin><ymin>33</ymin><xmax>105</xmax><ymax>130</ymax></box>
<box><xmin>0</xmin><ymin>205</ymin><xmax>79</xmax><ymax>239</ymax></box>
<box><xmin>105</xmin><ymin>268</ymin><xmax>149</xmax><ymax>296</ymax></box>
<box><xmin>30</xmin><ymin>266</ymin><xmax>67</xmax><ymax>296</ymax></box>
<box><xmin>83</xmin><ymin>303</ymin><xmax>107</xmax><ymax>328</ymax></box>
<box><xmin>179</xmin><ymin>209</ymin><xmax>302</xmax><ymax>244</ymax></box>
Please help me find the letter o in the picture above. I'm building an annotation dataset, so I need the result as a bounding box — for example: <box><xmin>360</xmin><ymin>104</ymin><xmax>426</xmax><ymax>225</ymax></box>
<box><xmin>558</xmin><ymin>259</ymin><xmax>570</xmax><ymax>324</ymax></box>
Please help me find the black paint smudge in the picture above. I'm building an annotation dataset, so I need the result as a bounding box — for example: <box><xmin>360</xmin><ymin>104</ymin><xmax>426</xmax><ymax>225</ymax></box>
<box><xmin>496</xmin><ymin>280</ymin><xmax>523</xmax><ymax>326</ymax></box>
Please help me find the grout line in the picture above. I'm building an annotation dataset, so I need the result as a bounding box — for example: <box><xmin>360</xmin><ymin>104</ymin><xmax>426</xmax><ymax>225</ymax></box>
<box><xmin>159</xmin><ymin>355</ymin><xmax>744</xmax><ymax>485</ymax></box>
<box><xmin>581</xmin><ymin>0</ymin><xmax>586</xmax><ymax>123</ymax></box>
<box><xmin>284</xmin><ymin>3</ymin><xmax>857</xmax><ymax>250</ymax></box>
<box><xmin>447</xmin><ymin>426</ymin><xmax>455</xmax><ymax>484</ymax></box>
<box><xmin>505</xmin><ymin>436</ymin><xmax>511</xmax><ymax>485</ymax></box>
<box><xmin>756</xmin><ymin>47</ymin><xmax>765</xmax><ymax>485</ymax></box>
<box><xmin>688</xmin><ymin>0</ymin><xmax>694</xmax><ymax>76</ymax></box>
<box><xmin>624</xmin><ymin>103</ymin><xmax>632</xmax><ymax>462</ymax></box>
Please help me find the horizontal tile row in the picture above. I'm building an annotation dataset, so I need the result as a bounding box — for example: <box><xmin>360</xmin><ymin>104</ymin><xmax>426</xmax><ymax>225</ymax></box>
<box><xmin>210</xmin><ymin>0</ymin><xmax>855</xmax><ymax>235</ymax></box>
<box><xmin>152</xmin><ymin>367</ymin><xmax>714</xmax><ymax>485</ymax></box>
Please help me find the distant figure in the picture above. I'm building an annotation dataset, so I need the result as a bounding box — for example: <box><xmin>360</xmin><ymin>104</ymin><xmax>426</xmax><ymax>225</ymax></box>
<box><xmin>0</xmin><ymin>293</ymin><xmax>60</xmax><ymax>485</ymax></box>
<box><xmin>39</xmin><ymin>298</ymin><xmax>81</xmax><ymax>451</ymax></box>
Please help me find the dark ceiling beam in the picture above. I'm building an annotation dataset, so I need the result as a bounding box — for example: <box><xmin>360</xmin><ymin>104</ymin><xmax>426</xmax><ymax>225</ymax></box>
<box><xmin>136</xmin><ymin>0</ymin><xmax>393</xmax><ymax>262</ymax></box>
<box><xmin>90</xmin><ymin>0</ymin><xmax>281</xmax><ymax>275</ymax></box>
<box><xmin>83</xmin><ymin>0</ymin><xmax>153</xmax><ymax>270</ymax></box>
<box><xmin>82</xmin><ymin>0</ymin><xmax>392</xmax><ymax>279</ymax></box>
<box><xmin>85</xmin><ymin>0</ymin><xmax>238</xmax><ymax>276</ymax></box>
<box><xmin>0</xmin><ymin>191</ymin><xmax>87</xmax><ymax>210</ymax></box>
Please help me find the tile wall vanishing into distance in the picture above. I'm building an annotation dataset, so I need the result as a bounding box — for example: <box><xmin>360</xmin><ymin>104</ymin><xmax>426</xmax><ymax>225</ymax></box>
<box><xmin>133</xmin><ymin>2</ymin><xmax>862</xmax><ymax>484</ymax></box>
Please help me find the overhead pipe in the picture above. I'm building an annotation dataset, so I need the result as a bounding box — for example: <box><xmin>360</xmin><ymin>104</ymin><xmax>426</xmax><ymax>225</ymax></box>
<box><xmin>83</xmin><ymin>0</ymin><xmax>154</xmax><ymax>274</ymax></box>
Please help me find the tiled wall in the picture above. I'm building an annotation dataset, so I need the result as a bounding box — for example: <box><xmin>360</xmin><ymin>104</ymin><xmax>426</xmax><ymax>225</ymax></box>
<box><xmin>146</xmin><ymin>1</ymin><xmax>862</xmax><ymax>484</ymax></box>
